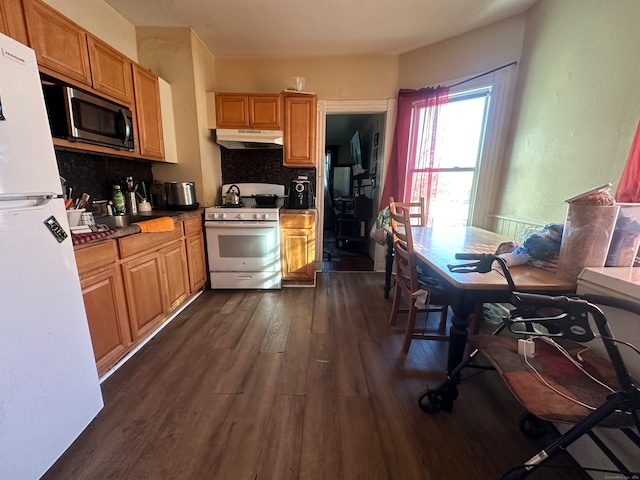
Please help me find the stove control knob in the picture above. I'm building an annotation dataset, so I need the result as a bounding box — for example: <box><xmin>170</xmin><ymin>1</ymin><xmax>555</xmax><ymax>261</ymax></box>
<box><xmin>263</xmin><ymin>213</ymin><xmax>270</xmax><ymax>220</ymax></box>
<box><xmin>254</xmin><ymin>213</ymin><xmax>262</xmax><ymax>220</ymax></box>
<box><xmin>221</xmin><ymin>213</ymin><xmax>228</xmax><ymax>219</ymax></box>
<box><xmin>238</xmin><ymin>213</ymin><xmax>245</xmax><ymax>219</ymax></box>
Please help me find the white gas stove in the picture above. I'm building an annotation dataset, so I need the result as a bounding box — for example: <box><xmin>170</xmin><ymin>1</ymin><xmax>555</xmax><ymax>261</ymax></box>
<box><xmin>204</xmin><ymin>183</ymin><xmax>285</xmax><ymax>289</ymax></box>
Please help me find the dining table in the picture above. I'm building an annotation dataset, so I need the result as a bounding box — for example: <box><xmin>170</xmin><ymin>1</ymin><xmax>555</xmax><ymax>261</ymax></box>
<box><xmin>385</xmin><ymin>226</ymin><xmax>576</xmax><ymax>373</ymax></box>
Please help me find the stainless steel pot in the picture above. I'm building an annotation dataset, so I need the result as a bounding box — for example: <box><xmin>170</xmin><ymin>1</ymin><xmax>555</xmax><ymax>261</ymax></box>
<box><xmin>164</xmin><ymin>181</ymin><xmax>197</xmax><ymax>207</ymax></box>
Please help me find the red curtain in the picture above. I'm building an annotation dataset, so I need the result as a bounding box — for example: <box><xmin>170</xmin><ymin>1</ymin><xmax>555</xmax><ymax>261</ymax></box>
<box><xmin>379</xmin><ymin>86</ymin><xmax>449</xmax><ymax>213</ymax></box>
<box><xmin>616</xmin><ymin>119</ymin><xmax>640</xmax><ymax>202</ymax></box>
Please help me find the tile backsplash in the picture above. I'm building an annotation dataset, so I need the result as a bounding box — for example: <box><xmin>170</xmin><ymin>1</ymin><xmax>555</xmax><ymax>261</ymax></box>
<box><xmin>56</xmin><ymin>150</ymin><xmax>154</xmax><ymax>203</ymax></box>
<box><xmin>221</xmin><ymin>149</ymin><xmax>315</xmax><ymax>195</ymax></box>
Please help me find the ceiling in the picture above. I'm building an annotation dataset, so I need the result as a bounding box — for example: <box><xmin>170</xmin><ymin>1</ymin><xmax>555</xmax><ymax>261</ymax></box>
<box><xmin>103</xmin><ymin>0</ymin><xmax>536</xmax><ymax>57</ymax></box>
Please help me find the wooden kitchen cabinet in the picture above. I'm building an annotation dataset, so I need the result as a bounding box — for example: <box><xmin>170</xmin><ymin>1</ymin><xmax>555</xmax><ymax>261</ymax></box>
<box><xmin>74</xmin><ymin>240</ymin><xmax>131</xmax><ymax>377</ymax></box>
<box><xmin>283</xmin><ymin>92</ymin><xmax>317</xmax><ymax>167</ymax></box>
<box><xmin>184</xmin><ymin>216</ymin><xmax>206</xmax><ymax>292</ymax></box>
<box><xmin>87</xmin><ymin>33</ymin><xmax>133</xmax><ymax>105</ymax></box>
<box><xmin>215</xmin><ymin>93</ymin><xmax>282</xmax><ymax>130</ymax></box>
<box><xmin>280</xmin><ymin>212</ymin><xmax>316</xmax><ymax>281</ymax></box>
<box><xmin>0</xmin><ymin>0</ymin><xmax>29</xmax><ymax>45</ymax></box>
<box><xmin>24</xmin><ymin>0</ymin><xmax>92</xmax><ymax>85</ymax></box>
<box><xmin>121</xmin><ymin>250</ymin><xmax>166</xmax><ymax>340</ymax></box>
<box><xmin>160</xmin><ymin>240</ymin><xmax>190</xmax><ymax>312</ymax></box>
<box><xmin>132</xmin><ymin>63</ymin><xmax>165</xmax><ymax>160</ymax></box>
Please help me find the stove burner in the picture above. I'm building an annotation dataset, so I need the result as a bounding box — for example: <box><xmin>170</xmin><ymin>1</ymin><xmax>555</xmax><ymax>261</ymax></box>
<box><xmin>217</xmin><ymin>203</ymin><xmax>245</xmax><ymax>208</ymax></box>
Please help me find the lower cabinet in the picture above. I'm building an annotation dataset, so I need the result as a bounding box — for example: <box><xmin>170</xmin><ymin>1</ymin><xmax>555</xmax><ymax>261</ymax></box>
<box><xmin>280</xmin><ymin>212</ymin><xmax>316</xmax><ymax>281</ymax></box>
<box><xmin>75</xmin><ymin>240</ymin><xmax>131</xmax><ymax>376</ymax></box>
<box><xmin>74</xmin><ymin>215</ymin><xmax>206</xmax><ymax>376</ymax></box>
<box><xmin>121</xmin><ymin>250</ymin><xmax>166</xmax><ymax>340</ymax></box>
<box><xmin>184</xmin><ymin>216</ymin><xmax>206</xmax><ymax>292</ymax></box>
<box><xmin>160</xmin><ymin>240</ymin><xmax>190</xmax><ymax>311</ymax></box>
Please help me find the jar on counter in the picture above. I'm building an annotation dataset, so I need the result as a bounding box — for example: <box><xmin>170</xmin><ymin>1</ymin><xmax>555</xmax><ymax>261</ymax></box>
<box><xmin>112</xmin><ymin>185</ymin><xmax>126</xmax><ymax>215</ymax></box>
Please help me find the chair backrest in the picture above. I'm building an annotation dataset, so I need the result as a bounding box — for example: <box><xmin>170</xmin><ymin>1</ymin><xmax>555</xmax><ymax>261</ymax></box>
<box><xmin>389</xmin><ymin>200</ymin><xmax>419</xmax><ymax>289</ymax></box>
<box><xmin>389</xmin><ymin>196</ymin><xmax>426</xmax><ymax>227</ymax></box>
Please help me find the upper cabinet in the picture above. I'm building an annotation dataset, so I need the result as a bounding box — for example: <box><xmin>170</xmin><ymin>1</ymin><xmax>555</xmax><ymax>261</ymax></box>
<box><xmin>87</xmin><ymin>34</ymin><xmax>133</xmax><ymax>105</ymax></box>
<box><xmin>132</xmin><ymin>63</ymin><xmax>164</xmax><ymax>160</ymax></box>
<box><xmin>24</xmin><ymin>0</ymin><xmax>92</xmax><ymax>85</ymax></box>
<box><xmin>24</xmin><ymin>0</ymin><xmax>134</xmax><ymax>105</ymax></box>
<box><xmin>0</xmin><ymin>0</ymin><xmax>29</xmax><ymax>45</ymax></box>
<box><xmin>215</xmin><ymin>93</ymin><xmax>282</xmax><ymax>130</ymax></box>
<box><xmin>283</xmin><ymin>92</ymin><xmax>317</xmax><ymax>168</ymax></box>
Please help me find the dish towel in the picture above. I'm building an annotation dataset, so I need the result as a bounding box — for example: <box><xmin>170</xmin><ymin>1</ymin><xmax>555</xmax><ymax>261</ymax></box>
<box><xmin>134</xmin><ymin>217</ymin><xmax>175</xmax><ymax>233</ymax></box>
<box><xmin>615</xmin><ymin>119</ymin><xmax>640</xmax><ymax>202</ymax></box>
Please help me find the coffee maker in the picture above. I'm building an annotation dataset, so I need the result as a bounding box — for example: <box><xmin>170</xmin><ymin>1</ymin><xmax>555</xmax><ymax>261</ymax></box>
<box><xmin>288</xmin><ymin>177</ymin><xmax>313</xmax><ymax>209</ymax></box>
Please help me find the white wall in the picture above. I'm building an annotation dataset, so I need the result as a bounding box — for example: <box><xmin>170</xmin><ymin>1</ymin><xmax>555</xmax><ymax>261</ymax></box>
<box><xmin>136</xmin><ymin>27</ymin><xmax>220</xmax><ymax>207</ymax></box>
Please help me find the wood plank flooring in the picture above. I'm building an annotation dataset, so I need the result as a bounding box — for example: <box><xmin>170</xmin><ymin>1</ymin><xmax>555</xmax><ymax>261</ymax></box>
<box><xmin>43</xmin><ymin>273</ymin><xmax>586</xmax><ymax>480</ymax></box>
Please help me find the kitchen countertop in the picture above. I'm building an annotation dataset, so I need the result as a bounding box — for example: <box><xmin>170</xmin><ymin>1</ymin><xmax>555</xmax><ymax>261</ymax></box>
<box><xmin>73</xmin><ymin>208</ymin><xmax>204</xmax><ymax>247</ymax></box>
<box><xmin>280</xmin><ymin>208</ymin><xmax>317</xmax><ymax>214</ymax></box>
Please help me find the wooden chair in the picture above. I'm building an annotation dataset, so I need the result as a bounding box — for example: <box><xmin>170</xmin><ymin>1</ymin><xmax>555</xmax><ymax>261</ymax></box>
<box><xmin>388</xmin><ymin>202</ymin><xmax>450</xmax><ymax>353</ymax></box>
<box><xmin>389</xmin><ymin>196</ymin><xmax>426</xmax><ymax>226</ymax></box>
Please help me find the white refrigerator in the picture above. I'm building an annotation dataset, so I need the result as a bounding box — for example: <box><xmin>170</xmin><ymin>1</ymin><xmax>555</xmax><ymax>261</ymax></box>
<box><xmin>0</xmin><ymin>33</ymin><xmax>103</xmax><ymax>479</ymax></box>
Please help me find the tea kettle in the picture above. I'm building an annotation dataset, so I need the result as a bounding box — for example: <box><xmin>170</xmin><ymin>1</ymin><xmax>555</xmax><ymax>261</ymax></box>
<box><xmin>224</xmin><ymin>184</ymin><xmax>241</xmax><ymax>206</ymax></box>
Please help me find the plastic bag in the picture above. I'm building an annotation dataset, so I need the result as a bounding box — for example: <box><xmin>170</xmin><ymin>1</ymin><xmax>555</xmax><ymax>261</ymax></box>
<box><xmin>370</xmin><ymin>207</ymin><xmax>390</xmax><ymax>246</ymax></box>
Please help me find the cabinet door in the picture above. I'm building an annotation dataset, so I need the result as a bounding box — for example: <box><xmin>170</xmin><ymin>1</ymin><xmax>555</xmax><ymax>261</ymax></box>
<box><xmin>0</xmin><ymin>0</ymin><xmax>29</xmax><ymax>45</ymax></box>
<box><xmin>215</xmin><ymin>94</ymin><xmax>249</xmax><ymax>128</ymax></box>
<box><xmin>80</xmin><ymin>265</ymin><xmax>131</xmax><ymax>376</ymax></box>
<box><xmin>185</xmin><ymin>232</ymin><xmax>206</xmax><ymax>292</ymax></box>
<box><xmin>161</xmin><ymin>240</ymin><xmax>190</xmax><ymax>312</ymax></box>
<box><xmin>87</xmin><ymin>34</ymin><xmax>133</xmax><ymax>105</ymax></box>
<box><xmin>249</xmin><ymin>94</ymin><xmax>282</xmax><ymax>130</ymax></box>
<box><xmin>24</xmin><ymin>0</ymin><xmax>91</xmax><ymax>85</ymax></box>
<box><xmin>281</xmin><ymin>228</ymin><xmax>315</xmax><ymax>280</ymax></box>
<box><xmin>132</xmin><ymin>63</ymin><xmax>164</xmax><ymax>160</ymax></box>
<box><xmin>121</xmin><ymin>251</ymin><xmax>166</xmax><ymax>340</ymax></box>
<box><xmin>283</xmin><ymin>94</ymin><xmax>317</xmax><ymax>167</ymax></box>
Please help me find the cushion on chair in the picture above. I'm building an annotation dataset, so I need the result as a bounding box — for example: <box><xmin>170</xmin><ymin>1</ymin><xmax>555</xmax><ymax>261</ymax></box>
<box><xmin>469</xmin><ymin>334</ymin><xmax>634</xmax><ymax>427</ymax></box>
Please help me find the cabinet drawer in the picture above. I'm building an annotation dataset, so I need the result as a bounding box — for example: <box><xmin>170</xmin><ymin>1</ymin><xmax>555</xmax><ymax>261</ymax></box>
<box><xmin>280</xmin><ymin>213</ymin><xmax>315</xmax><ymax>229</ymax></box>
<box><xmin>74</xmin><ymin>240</ymin><xmax>118</xmax><ymax>275</ymax></box>
<box><xmin>118</xmin><ymin>224</ymin><xmax>183</xmax><ymax>259</ymax></box>
<box><xmin>183</xmin><ymin>215</ymin><xmax>203</xmax><ymax>236</ymax></box>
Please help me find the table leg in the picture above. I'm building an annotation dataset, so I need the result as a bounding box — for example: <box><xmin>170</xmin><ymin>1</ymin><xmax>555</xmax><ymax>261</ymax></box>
<box><xmin>384</xmin><ymin>233</ymin><xmax>393</xmax><ymax>298</ymax></box>
<box><xmin>446</xmin><ymin>313</ymin><xmax>470</xmax><ymax>373</ymax></box>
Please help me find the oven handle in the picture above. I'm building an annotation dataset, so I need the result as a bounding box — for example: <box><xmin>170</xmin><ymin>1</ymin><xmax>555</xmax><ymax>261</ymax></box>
<box><xmin>205</xmin><ymin>222</ymin><xmax>278</xmax><ymax>228</ymax></box>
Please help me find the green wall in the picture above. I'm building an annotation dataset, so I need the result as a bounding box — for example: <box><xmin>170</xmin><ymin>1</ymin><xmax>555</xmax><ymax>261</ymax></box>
<box><xmin>496</xmin><ymin>0</ymin><xmax>640</xmax><ymax>223</ymax></box>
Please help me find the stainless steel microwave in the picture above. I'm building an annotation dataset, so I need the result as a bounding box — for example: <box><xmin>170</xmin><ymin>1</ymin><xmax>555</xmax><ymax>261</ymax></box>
<box><xmin>42</xmin><ymin>83</ymin><xmax>135</xmax><ymax>151</ymax></box>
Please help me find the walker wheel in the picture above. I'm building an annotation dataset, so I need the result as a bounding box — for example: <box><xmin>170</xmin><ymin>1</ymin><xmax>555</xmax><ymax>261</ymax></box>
<box><xmin>518</xmin><ymin>412</ymin><xmax>547</xmax><ymax>439</ymax></box>
<box><xmin>418</xmin><ymin>389</ymin><xmax>445</xmax><ymax>413</ymax></box>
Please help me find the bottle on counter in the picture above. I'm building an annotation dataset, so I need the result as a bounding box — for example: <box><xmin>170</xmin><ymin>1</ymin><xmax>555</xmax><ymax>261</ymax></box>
<box><xmin>112</xmin><ymin>185</ymin><xmax>126</xmax><ymax>215</ymax></box>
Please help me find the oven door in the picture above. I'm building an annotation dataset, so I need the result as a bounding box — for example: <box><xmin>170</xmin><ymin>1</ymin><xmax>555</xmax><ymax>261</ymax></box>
<box><xmin>205</xmin><ymin>221</ymin><xmax>280</xmax><ymax>272</ymax></box>
<box><xmin>205</xmin><ymin>220</ymin><xmax>281</xmax><ymax>289</ymax></box>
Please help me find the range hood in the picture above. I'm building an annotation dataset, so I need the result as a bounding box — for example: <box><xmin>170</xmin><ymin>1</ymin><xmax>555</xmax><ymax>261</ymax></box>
<box><xmin>215</xmin><ymin>128</ymin><xmax>284</xmax><ymax>150</ymax></box>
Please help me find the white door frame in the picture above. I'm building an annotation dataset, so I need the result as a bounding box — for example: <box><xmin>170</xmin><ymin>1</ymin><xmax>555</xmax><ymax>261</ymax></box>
<box><xmin>315</xmin><ymin>99</ymin><xmax>397</xmax><ymax>272</ymax></box>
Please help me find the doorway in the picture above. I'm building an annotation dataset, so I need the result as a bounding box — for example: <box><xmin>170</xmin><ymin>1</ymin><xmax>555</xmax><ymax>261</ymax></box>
<box><xmin>322</xmin><ymin>113</ymin><xmax>381</xmax><ymax>271</ymax></box>
<box><xmin>315</xmin><ymin>99</ymin><xmax>396</xmax><ymax>273</ymax></box>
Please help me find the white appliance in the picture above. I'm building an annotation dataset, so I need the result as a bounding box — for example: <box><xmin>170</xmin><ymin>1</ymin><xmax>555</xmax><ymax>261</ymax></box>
<box><xmin>554</xmin><ymin>266</ymin><xmax>640</xmax><ymax>477</ymax></box>
<box><xmin>205</xmin><ymin>183</ymin><xmax>285</xmax><ymax>289</ymax></box>
<box><xmin>215</xmin><ymin>128</ymin><xmax>284</xmax><ymax>149</ymax></box>
<box><xmin>0</xmin><ymin>33</ymin><xmax>103</xmax><ymax>479</ymax></box>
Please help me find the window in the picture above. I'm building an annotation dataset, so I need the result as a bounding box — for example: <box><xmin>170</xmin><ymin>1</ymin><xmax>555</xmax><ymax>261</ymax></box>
<box><xmin>406</xmin><ymin>68</ymin><xmax>516</xmax><ymax>228</ymax></box>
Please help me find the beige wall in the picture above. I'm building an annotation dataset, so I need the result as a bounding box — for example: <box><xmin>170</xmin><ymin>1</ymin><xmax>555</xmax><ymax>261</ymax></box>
<box><xmin>399</xmin><ymin>14</ymin><xmax>526</xmax><ymax>87</ymax></box>
<box><xmin>496</xmin><ymin>0</ymin><xmax>640</xmax><ymax>224</ymax></box>
<box><xmin>42</xmin><ymin>0</ymin><xmax>138</xmax><ymax>60</ymax></box>
<box><xmin>216</xmin><ymin>56</ymin><xmax>399</xmax><ymax>100</ymax></box>
<box><xmin>136</xmin><ymin>27</ymin><xmax>220</xmax><ymax>207</ymax></box>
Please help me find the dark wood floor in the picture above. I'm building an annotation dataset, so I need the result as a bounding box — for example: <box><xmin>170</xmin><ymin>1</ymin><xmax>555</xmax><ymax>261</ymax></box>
<box><xmin>43</xmin><ymin>273</ymin><xmax>585</xmax><ymax>480</ymax></box>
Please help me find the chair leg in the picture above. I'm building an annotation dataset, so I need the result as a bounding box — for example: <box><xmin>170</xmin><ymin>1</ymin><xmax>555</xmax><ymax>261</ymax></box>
<box><xmin>438</xmin><ymin>305</ymin><xmax>448</xmax><ymax>334</ymax></box>
<box><xmin>402</xmin><ymin>301</ymin><xmax>418</xmax><ymax>353</ymax></box>
<box><xmin>388</xmin><ymin>284</ymin><xmax>402</xmax><ymax>325</ymax></box>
